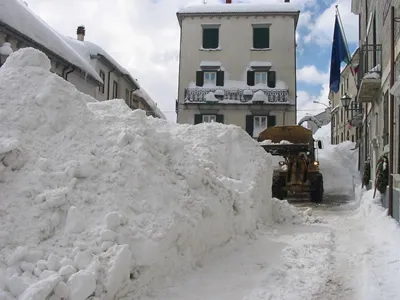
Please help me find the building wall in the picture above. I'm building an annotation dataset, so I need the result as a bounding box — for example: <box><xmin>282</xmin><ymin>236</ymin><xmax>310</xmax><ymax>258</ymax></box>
<box><xmin>177</xmin><ymin>13</ymin><xmax>297</xmax><ymax>129</ymax></box>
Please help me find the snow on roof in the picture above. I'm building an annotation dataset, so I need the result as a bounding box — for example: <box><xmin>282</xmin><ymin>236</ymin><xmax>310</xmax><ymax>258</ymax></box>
<box><xmin>0</xmin><ymin>0</ymin><xmax>102</xmax><ymax>83</ymax></box>
<box><xmin>178</xmin><ymin>2</ymin><xmax>300</xmax><ymax>15</ymax></box>
<box><xmin>64</xmin><ymin>37</ymin><xmax>166</xmax><ymax>119</ymax></box>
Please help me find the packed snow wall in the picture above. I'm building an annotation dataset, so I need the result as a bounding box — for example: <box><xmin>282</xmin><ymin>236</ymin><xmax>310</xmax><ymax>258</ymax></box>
<box><xmin>0</xmin><ymin>48</ymin><xmax>274</xmax><ymax>299</ymax></box>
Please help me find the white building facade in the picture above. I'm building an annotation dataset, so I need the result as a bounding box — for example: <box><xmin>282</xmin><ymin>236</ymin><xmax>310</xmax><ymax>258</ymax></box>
<box><xmin>176</xmin><ymin>1</ymin><xmax>300</xmax><ymax>138</ymax></box>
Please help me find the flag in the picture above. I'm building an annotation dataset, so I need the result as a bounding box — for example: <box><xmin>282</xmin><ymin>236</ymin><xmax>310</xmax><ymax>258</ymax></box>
<box><xmin>329</xmin><ymin>14</ymin><xmax>351</xmax><ymax>93</ymax></box>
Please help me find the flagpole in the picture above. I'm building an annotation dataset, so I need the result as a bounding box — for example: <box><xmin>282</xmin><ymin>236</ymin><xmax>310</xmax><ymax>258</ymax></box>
<box><xmin>335</xmin><ymin>5</ymin><xmax>358</xmax><ymax>90</ymax></box>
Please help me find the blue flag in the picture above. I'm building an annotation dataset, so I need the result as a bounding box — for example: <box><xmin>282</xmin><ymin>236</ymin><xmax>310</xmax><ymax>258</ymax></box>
<box><xmin>329</xmin><ymin>15</ymin><xmax>349</xmax><ymax>93</ymax></box>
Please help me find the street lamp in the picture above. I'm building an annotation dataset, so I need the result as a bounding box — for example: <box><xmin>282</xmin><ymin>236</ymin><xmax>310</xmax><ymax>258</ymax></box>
<box><xmin>340</xmin><ymin>93</ymin><xmax>352</xmax><ymax>109</ymax></box>
<box><xmin>0</xmin><ymin>42</ymin><xmax>13</xmax><ymax>67</ymax></box>
<box><xmin>313</xmin><ymin>100</ymin><xmax>330</xmax><ymax>109</ymax></box>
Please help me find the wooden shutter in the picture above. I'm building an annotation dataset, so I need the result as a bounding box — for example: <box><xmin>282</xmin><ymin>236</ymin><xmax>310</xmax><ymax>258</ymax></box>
<box><xmin>253</xmin><ymin>27</ymin><xmax>269</xmax><ymax>49</ymax></box>
<box><xmin>216</xmin><ymin>114</ymin><xmax>224</xmax><ymax>123</ymax></box>
<box><xmin>194</xmin><ymin>114</ymin><xmax>203</xmax><ymax>124</ymax></box>
<box><xmin>267</xmin><ymin>71</ymin><xmax>276</xmax><ymax>88</ymax></box>
<box><xmin>196</xmin><ymin>71</ymin><xmax>204</xmax><ymax>87</ymax></box>
<box><xmin>216</xmin><ymin>71</ymin><xmax>225</xmax><ymax>86</ymax></box>
<box><xmin>245</xmin><ymin>115</ymin><xmax>254</xmax><ymax>137</ymax></box>
<box><xmin>267</xmin><ymin>115</ymin><xmax>276</xmax><ymax>127</ymax></box>
<box><xmin>203</xmin><ymin>28</ymin><xmax>219</xmax><ymax>49</ymax></box>
<box><xmin>247</xmin><ymin>71</ymin><xmax>255</xmax><ymax>86</ymax></box>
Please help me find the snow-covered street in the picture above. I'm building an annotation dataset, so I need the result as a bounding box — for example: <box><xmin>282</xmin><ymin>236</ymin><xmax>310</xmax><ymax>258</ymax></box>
<box><xmin>1</xmin><ymin>48</ymin><xmax>400</xmax><ymax>300</ymax></box>
<box><xmin>129</xmin><ymin>191</ymin><xmax>400</xmax><ymax>300</ymax></box>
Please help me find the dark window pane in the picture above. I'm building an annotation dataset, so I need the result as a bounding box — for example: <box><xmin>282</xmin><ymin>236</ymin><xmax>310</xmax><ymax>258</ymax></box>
<box><xmin>253</xmin><ymin>27</ymin><xmax>269</xmax><ymax>49</ymax></box>
<box><xmin>203</xmin><ymin>28</ymin><xmax>219</xmax><ymax>49</ymax></box>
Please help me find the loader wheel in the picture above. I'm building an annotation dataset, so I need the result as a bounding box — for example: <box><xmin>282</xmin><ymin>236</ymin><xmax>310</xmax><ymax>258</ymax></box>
<box><xmin>309</xmin><ymin>173</ymin><xmax>323</xmax><ymax>203</ymax></box>
<box><xmin>272</xmin><ymin>176</ymin><xmax>287</xmax><ymax>200</ymax></box>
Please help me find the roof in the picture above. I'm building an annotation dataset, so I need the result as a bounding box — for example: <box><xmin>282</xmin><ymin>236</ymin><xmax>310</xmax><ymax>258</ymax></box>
<box><xmin>0</xmin><ymin>0</ymin><xmax>102</xmax><ymax>83</ymax></box>
<box><xmin>64</xmin><ymin>36</ymin><xmax>166</xmax><ymax>119</ymax></box>
<box><xmin>177</xmin><ymin>3</ymin><xmax>300</xmax><ymax>27</ymax></box>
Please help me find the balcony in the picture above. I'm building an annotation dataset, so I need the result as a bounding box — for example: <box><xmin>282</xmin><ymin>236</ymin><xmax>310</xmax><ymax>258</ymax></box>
<box><xmin>357</xmin><ymin>44</ymin><xmax>382</xmax><ymax>103</ymax></box>
<box><xmin>184</xmin><ymin>87</ymin><xmax>289</xmax><ymax>104</ymax></box>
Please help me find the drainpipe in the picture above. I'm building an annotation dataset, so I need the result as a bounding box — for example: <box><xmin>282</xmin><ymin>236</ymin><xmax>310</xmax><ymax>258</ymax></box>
<box><xmin>389</xmin><ymin>6</ymin><xmax>395</xmax><ymax>217</ymax></box>
<box><xmin>107</xmin><ymin>68</ymin><xmax>116</xmax><ymax>100</ymax></box>
<box><xmin>61</xmin><ymin>65</ymin><xmax>69</xmax><ymax>78</ymax></box>
<box><xmin>64</xmin><ymin>68</ymin><xmax>74</xmax><ymax>81</ymax></box>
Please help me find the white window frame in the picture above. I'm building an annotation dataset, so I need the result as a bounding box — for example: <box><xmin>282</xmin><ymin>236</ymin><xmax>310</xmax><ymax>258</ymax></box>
<box><xmin>255</xmin><ymin>71</ymin><xmax>267</xmax><ymax>85</ymax></box>
<box><xmin>204</xmin><ymin>71</ymin><xmax>217</xmax><ymax>85</ymax></box>
<box><xmin>202</xmin><ymin>115</ymin><xmax>216</xmax><ymax>123</ymax></box>
<box><xmin>253</xmin><ymin>116</ymin><xmax>268</xmax><ymax>137</ymax></box>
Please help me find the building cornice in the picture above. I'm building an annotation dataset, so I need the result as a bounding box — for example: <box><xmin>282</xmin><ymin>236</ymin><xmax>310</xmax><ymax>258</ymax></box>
<box><xmin>176</xmin><ymin>11</ymin><xmax>300</xmax><ymax>28</ymax></box>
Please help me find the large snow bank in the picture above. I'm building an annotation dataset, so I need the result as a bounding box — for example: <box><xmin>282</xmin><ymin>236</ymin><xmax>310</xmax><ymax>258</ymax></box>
<box><xmin>314</xmin><ymin>124</ymin><xmax>358</xmax><ymax>195</ymax></box>
<box><xmin>354</xmin><ymin>188</ymin><xmax>400</xmax><ymax>300</ymax></box>
<box><xmin>0</xmin><ymin>48</ymin><xmax>273</xmax><ymax>299</ymax></box>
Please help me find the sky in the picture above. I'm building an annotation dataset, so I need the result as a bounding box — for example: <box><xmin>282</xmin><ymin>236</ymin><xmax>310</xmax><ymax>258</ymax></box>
<box><xmin>24</xmin><ymin>0</ymin><xmax>358</xmax><ymax>123</ymax></box>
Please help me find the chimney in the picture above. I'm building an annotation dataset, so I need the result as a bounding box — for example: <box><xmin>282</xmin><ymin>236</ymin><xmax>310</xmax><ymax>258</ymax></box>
<box><xmin>77</xmin><ymin>25</ymin><xmax>85</xmax><ymax>41</ymax></box>
<box><xmin>226</xmin><ymin>0</ymin><xmax>231</xmax><ymax>3</ymax></box>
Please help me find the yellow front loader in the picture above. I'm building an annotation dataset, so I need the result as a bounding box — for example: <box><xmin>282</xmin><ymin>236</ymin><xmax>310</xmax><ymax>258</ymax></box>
<box><xmin>258</xmin><ymin>125</ymin><xmax>324</xmax><ymax>202</ymax></box>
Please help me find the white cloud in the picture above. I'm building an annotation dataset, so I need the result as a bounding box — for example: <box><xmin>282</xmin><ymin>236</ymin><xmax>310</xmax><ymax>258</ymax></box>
<box><xmin>305</xmin><ymin>0</ymin><xmax>358</xmax><ymax>45</ymax></box>
<box><xmin>297</xmin><ymin>65</ymin><xmax>329</xmax><ymax>85</ymax></box>
<box><xmin>296</xmin><ymin>83</ymin><xmax>330</xmax><ymax>123</ymax></box>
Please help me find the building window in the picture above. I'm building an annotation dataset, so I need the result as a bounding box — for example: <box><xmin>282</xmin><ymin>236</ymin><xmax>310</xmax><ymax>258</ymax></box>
<box><xmin>204</xmin><ymin>72</ymin><xmax>216</xmax><ymax>85</ymax></box>
<box><xmin>253</xmin><ymin>116</ymin><xmax>267</xmax><ymax>137</ymax></box>
<box><xmin>202</xmin><ymin>115</ymin><xmax>216</xmax><ymax>123</ymax></box>
<box><xmin>99</xmin><ymin>70</ymin><xmax>105</xmax><ymax>94</ymax></box>
<box><xmin>255</xmin><ymin>72</ymin><xmax>267</xmax><ymax>84</ymax></box>
<box><xmin>112</xmin><ymin>80</ymin><xmax>118</xmax><ymax>98</ymax></box>
<box><xmin>252</xmin><ymin>25</ymin><xmax>270</xmax><ymax>49</ymax></box>
<box><xmin>202</xmin><ymin>27</ymin><xmax>219</xmax><ymax>49</ymax></box>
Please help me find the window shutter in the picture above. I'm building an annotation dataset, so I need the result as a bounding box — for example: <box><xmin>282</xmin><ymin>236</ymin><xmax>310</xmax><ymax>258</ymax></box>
<box><xmin>267</xmin><ymin>71</ymin><xmax>276</xmax><ymax>88</ymax></box>
<box><xmin>216</xmin><ymin>71</ymin><xmax>224</xmax><ymax>86</ymax></box>
<box><xmin>245</xmin><ymin>115</ymin><xmax>254</xmax><ymax>136</ymax></box>
<box><xmin>253</xmin><ymin>27</ymin><xmax>269</xmax><ymax>49</ymax></box>
<box><xmin>247</xmin><ymin>71</ymin><xmax>255</xmax><ymax>86</ymax></box>
<box><xmin>194</xmin><ymin>114</ymin><xmax>203</xmax><ymax>124</ymax></box>
<box><xmin>196</xmin><ymin>71</ymin><xmax>204</xmax><ymax>87</ymax></box>
<box><xmin>267</xmin><ymin>115</ymin><xmax>276</xmax><ymax>127</ymax></box>
<box><xmin>216</xmin><ymin>114</ymin><xmax>224</xmax><ymax>123</ymax></box>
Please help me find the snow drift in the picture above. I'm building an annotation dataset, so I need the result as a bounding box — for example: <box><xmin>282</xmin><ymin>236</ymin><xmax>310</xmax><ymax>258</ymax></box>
<box><xmin>314</xmin><ymin>125</ymin><xmax>359</xmax><ymax>195</ymax></box>
<box><xmin>0</xmin><ymin>48</ymin><xmax>274</xmax><ymax>299</ymax></box>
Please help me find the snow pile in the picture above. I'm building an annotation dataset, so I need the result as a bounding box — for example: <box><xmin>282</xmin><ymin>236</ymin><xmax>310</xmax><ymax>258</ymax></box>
<box><xmin>354</xmin><ymin>188</ymin><xmax>400</xmax><ymax>299</ymax></box>
<box><xmin>316</xmin><ymin>141</ymin><xmax>358</xmax><ymax>195</ymax></box>
<box><xmin>271</xmin><ymin>199</ymin><xmax>323</xmax><ymax>224</ymax></box>
<box><xmin>259</xmin><ymin>139</ymin><xmax>292</xmax><ymax>146</ymax></box>
<box><xmin>0</xmin><ymin>48</ymin><xmax>273</xmax><ymax>299</ymax></box>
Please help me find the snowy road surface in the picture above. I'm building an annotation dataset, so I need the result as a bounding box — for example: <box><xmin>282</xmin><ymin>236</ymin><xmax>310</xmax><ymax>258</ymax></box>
<box><xmin>131</xmin><ymin>192</ymin><xmax>397</xmax><ymax>300</ymax></box>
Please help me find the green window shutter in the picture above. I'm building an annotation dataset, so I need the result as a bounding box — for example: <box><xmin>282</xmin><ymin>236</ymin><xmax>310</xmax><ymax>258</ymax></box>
<box><xmin>253</xmin><ymin>27</ymin><xmax>270</xmax><ymax>49</ymax></box>
<box><xmin>196</xmin><ymin>71</ymin><xmax>204</xmax><ymax>87</ymax></box>
<box><xmin>194</xmin><ymin>114</ymin><xmax>203</xmax><ymax>124</ymax></box>
<box><xmin>203</xmin><ymin>28</ymin><xmax>219</xmax><ymax>49</ymax></box>
<box><xmin>216</xmin><ymin>71</ymin><xmax>224</xmax><ymax>86</ymax></box>
<box><xmin>267</xmin><ymin>71</ymin><xmax>276</xmax><ymax>88</ymax></box>
<box><xmin>216</xmin><ymin>114</ymin><xmax>224</xmax><ymax>123</ymax></box>
<box><xmin>267</xmin><ymin>115</ymin><xmax>276</xmax><ymax>127</ymax></box>
<box><xmin>245</xmin><ymin>115</ymin><xmax>254</xmax><ymax>136</ymax></box>
<box><xmin>247</xmin><ymin>71</ymin><xmax>255</xmax><ymax>86</ymax></box>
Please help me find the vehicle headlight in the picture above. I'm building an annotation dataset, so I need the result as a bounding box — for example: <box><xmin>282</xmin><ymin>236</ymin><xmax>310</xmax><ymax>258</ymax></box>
<box><xmin>313</xmin><ymin>161</ymin><xmax>319</xmax><ymax>166</ymax></box>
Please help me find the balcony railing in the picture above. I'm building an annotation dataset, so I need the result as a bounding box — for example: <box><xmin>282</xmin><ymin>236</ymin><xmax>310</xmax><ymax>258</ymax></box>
<box><xmin>357</xmin><ymin>43</ymin><xmax>382</xmax><ymax>87</ymax></box>
<box><xmin>184</xmin><ymin>87</ymin><xmax>289</xmax><ymax>104</ymax></box>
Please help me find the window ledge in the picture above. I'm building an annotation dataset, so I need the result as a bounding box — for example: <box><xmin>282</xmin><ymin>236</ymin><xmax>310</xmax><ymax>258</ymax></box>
<box><xmin>200</xmin><ymin>47</ymin><xmax>222</xmax><ymax>51</ymax></box>
<box><xmin>251</xmin><ymin>48</ymin><xmax>271</xmax><ymax>51</ymax></box>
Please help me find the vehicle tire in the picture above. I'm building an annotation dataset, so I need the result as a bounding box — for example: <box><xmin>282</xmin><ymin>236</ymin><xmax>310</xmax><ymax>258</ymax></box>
<box><xmin>309</xmin><ymin>173</ymin><xmax>323</xmax><ymax>203</ymax></box>
<box><xmin>272</xmin><ymin>176</ymin><xmax>287</xmax><ymax>200</ymax></box>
